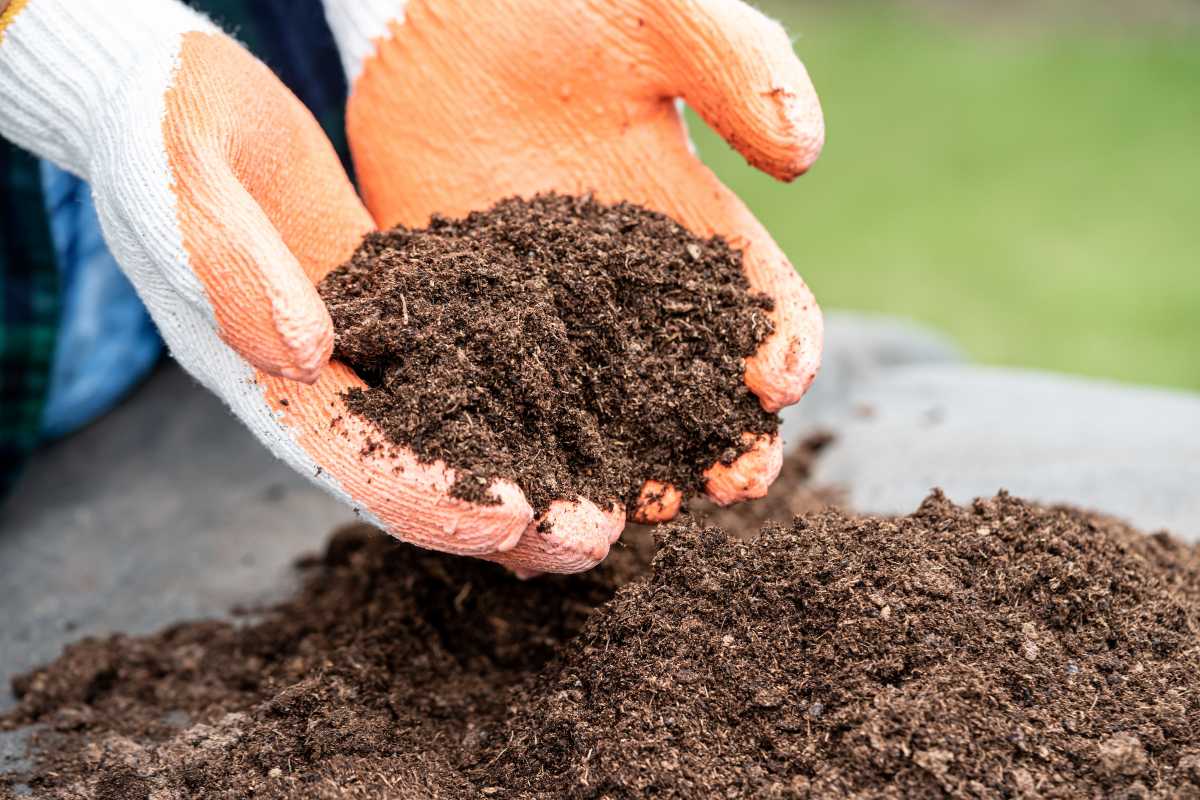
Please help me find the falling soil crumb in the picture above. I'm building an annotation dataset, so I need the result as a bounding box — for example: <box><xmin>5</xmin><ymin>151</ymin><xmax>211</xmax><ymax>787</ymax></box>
<box><xmin>4</xmin><ymin>465</ymin><xmax>1200</xmax><ymax>798</ymax></box>
<box><xmin>318</xmin><ymin>193</ymin><xmax>778</xmax><ymax>515</ymax></box>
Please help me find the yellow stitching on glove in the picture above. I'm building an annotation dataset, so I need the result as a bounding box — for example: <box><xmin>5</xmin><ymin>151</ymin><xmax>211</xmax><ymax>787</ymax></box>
<box><xmin>0</xmin><ymin>0</ymin><xmax>30</xmax><ymax>42</ymax></box>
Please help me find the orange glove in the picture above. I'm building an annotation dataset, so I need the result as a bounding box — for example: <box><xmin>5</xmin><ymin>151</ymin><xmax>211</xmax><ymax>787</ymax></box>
<box><xmin>0</xmin><ymin>0</ymin><xmax>533</xmax><ymax>560</ymax></box>
<box><xmin>323</xmin><ymin>0</ymin><xmax>826</xmax><ymax>572</ymax></box>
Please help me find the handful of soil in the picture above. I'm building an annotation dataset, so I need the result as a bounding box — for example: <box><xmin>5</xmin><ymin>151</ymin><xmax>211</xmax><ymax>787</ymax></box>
<box><xmin>5</xmin><ymin>468</ymin><xmax>1200</xmax><ymax>798</ymax></box>
<box><xmin>317</xmin><ymin>194</ymin><xmax>779</xmax><ymax>515</ymax></box>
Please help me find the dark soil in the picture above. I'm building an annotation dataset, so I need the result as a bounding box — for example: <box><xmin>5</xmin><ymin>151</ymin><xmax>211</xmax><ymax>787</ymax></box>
<box><xmin>318</xmin><ymin>194</ymin><xmax>778</xmax><ymax>515</ymax></box>
<box><xmin>5</xmin><ymin>453</ymin><xmax>1200</xmax><ymax>798</ymax></box>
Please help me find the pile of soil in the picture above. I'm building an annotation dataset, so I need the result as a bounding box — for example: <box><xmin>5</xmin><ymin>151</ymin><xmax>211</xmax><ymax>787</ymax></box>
<box><xmin>0</xmin><ymin>439</ymin><xmax>831</xmax><ymax>800</ymax></box>
<box><xmin>318</xmin><ymin>194</ymin><xmax>778</xmax><ymax>515</ymax></box>
<box><xmin>496</xmin><ymin>495</ymin><xmax>1200</xmax><ymax>799</ymax></box>
<box><xmin>5</xmin><ymin>459</ymin><xmax>1200</xmax><ymax>798</ymax></box>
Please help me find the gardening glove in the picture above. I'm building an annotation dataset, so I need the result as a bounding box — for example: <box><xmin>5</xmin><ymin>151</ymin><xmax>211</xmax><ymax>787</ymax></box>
<box><xmin>322</xmin><ymin>0</ymin><xmax>825</xmax><ymax>573</ymax></box>
<box><xmin>0</xmin><ymin>0</ymin><xmax>537</xmax><ymax>559</ymax></box>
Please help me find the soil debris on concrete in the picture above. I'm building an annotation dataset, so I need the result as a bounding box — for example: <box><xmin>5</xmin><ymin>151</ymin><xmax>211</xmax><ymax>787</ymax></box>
<box><xmin>4</xmin><ymin>451</ymin><xmax>1199</xmax><ymax>798</ymax></box>
<box><xmin>318</xmin><ymin>193</ymin><xmax>779</xmax><ymax>515</ymax></box>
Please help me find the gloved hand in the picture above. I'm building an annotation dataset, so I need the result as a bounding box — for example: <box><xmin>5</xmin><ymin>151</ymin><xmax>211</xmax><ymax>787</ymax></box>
<box><xmin>321</xmin><ymin>0</ymin><xmax>826</xmax><ymax>572</ymax></box>
<box><xmin>0</xmin><ymin>0</ymin><xmax>535</xmax><ymax>559</ymax></box>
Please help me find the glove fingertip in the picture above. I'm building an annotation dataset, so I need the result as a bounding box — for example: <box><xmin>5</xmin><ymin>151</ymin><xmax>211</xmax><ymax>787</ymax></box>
<box><xmin>704</xmin><ymin>433</ymin><xmax>784</xmax><ymax>507</ymax></box>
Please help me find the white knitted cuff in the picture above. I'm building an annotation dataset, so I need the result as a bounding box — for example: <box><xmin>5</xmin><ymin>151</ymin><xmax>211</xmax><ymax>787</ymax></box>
<box><xmin>321</xmin><ymin>0</ymin><xmax>402</xmax><ymax>86</ymax></box>
<box><xmin>0</xmin><ymin>0</ymin><xmax>216</xmax><ymax>178</ymax></box>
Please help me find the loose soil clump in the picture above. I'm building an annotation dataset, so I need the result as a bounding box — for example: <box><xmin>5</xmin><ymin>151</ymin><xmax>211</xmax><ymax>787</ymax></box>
<box><xmin>4</xmin><ymin>464</ymin><xmax>1200</xmax><ymax>798</ymax></box>
<box><xmin>318</xmin><ymin>194</ymin><xmax>778</xmax><ymax>515</ymax></box>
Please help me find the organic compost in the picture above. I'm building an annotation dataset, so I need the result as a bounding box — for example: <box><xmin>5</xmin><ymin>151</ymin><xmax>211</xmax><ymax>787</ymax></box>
<box><xmin>4</xmin><ymin>444</ymin><xmax>1199</xmax><ymax>799</ymax></box>
<box><xmin>317</xmin><ymin>193</ymin><xmax>778</xmax><ymax>515</ymax></box>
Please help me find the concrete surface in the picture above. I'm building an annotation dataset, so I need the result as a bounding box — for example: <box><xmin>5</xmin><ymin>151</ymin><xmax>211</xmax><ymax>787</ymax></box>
<box><xmin>0</xmin><ymin>726</ymin><xmax>32</xmax><ymax>795</ymax></box>
<box><xmin>788</xmin><ymin>311</ymin><xmax>965</xmax><ymax>423</ymax></box>
<box><xmin>0</xmin><ymin>366</ymin><xmax>354</xmax><ymax>714</ymax></box>
<box><xmin>793</xmin><ymin>363</ymin><xmax>1200</xmax><ymax>539</ymax></box>
<box><xmin>3</xmin><ymin>310</ymin><xmax>1199</xmax><ymax>728</ymax></box>
<box><xmin>777</xmin><ymin>313</ymin><xmax>1200</xmax><ymax>539</ymax></box>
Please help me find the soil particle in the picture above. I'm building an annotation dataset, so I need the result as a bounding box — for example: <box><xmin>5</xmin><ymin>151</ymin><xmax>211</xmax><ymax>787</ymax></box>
<box><xmin>4</xmin><ymin>460</ymin><xmax>1200</xmax><ymax>798</ymax></box>
<box><xmin>1099</xmin><ymin>733</ymin><xmax>1150</xmax><ymax>778</ymax></box>
<box><xmin>317</xmin><ymin>194</ymin><xmax>778</xmax><ymax>515</ymax></box>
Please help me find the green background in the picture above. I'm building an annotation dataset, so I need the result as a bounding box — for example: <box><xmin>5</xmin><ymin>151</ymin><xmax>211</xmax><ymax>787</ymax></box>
<box><xmin>690</xmin><ymin>1</ymin><xmax>1200</xmax><ymax>389</ymax></box>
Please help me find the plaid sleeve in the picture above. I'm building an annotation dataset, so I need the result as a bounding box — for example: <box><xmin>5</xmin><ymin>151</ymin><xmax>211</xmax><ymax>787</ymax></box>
<box><xmin>0</xmin><ymin>140</ymin><xmax>60</xmax><ymax>497</ymax></box>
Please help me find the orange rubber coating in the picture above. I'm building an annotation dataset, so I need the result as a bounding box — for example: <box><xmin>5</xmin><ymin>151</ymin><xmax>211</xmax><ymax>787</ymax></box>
<box><xmin>166</xmin><ymin>33</ymin><xmax>534</xmax><ymax>554</ymax></box>
<box><xmin>704</xmin><ymin>433</ymin><xmax>784</xmax><ymax>506</ymax></box>
<box><xmin>485</xmin><ymin>498</ymin><xmax>627</xmax><ymax>576</ymax></box>
<box><xmin>632</xmin><ymin>480</ymin><xmax>684</xmax><ymax>524</ymax></box>
<box><xmin>260</xmin><ymin>362</ymin><xmax>534</xmax><ymax>555</ymax></box>
<box><xmin>165</xmin><ymin>33</ymin><xmax>373</xmax><ymax>383</ymax></box>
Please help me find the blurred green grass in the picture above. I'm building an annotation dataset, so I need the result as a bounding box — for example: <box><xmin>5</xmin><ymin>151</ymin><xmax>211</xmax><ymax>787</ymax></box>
<box><xmin>688</xmin><ymin>3</ymin><xmax>1200</xmax><ymax>389</ymax></box>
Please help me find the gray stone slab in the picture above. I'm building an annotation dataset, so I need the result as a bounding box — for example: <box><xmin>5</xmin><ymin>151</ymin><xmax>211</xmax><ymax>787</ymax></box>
<box><xmin>0</xmin><ymin>366</ymin><xmax>354</xmax><ymax>713</ymax></box>
<box><xmin>786</xmin><ymin>310</ymin><xmax>964</xmax><ymax>426</ymax></box>
<box><xmin>791</xmin><ymin>363</ymin><xmax>1200</xmax><ymax>539</ymax></box>
<box><xmin>0</xmin><ymin>726</ymin><xmax>33</xmax><ymax>794</ymax></box>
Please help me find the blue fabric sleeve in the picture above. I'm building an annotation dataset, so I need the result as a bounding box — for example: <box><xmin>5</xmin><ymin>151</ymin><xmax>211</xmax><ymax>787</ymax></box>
<box><xmin>38</xmin><ymin>162</ymin><xmax>163</xmax><ymax>441</ymax></box>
